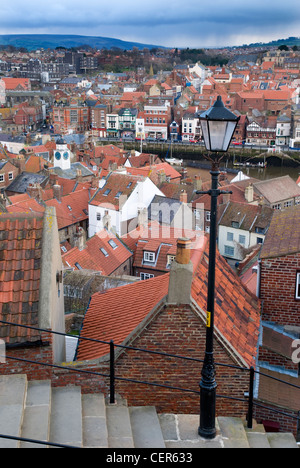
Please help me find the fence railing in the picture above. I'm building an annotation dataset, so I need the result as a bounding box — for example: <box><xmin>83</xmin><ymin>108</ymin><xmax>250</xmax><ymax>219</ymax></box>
<box><xmin>0</xmin><ymin>319</ymin><xmax>299</xmax><ymax>447</ymax></box>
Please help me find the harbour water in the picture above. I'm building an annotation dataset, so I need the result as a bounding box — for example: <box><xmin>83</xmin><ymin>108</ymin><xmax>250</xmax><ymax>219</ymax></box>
<box><xmin>183</xmin><ymin>159</ymin><xmax>300</xmax><ymax>182</ymax></box>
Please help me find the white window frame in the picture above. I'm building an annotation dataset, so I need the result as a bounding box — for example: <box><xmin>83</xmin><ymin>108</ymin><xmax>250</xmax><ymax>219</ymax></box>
<box><xmin>8</xmin><ymin>172</ymin><xmax>14</xmax><ymax>180</ymax></box>
<box><xmin>239</xmin><ymin>234</ymin><xmax>246</xmax><ymax>245</ymax></box>
<box><xmin>143</xmin><ymin>251</ymin><xmax>155</xmax><ymax>263</ymax></box>
<box><xmin>140</xmin><ymin>272</ymin><xmax>154</xmax><ymax>280</ymax></box>
<box><xmin>0</xmin><ymin>174</ymin><xmax>4</xmax><ymax>183</ymax></box>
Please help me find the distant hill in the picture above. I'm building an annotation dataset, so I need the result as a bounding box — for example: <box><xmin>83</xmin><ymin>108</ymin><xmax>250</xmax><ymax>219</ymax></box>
<box><xmin>240</xmin><ymin>36</ymin><xmax>300</xmax><ymax>49</ymax></box>
<box><xmin>0</xmin><ymin>34</ymin><xmax>163</xmax><ymax>51</ymax></box>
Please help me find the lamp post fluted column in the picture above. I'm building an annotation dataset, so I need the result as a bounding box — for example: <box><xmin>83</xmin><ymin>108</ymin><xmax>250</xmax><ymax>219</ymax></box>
<box><xmin>197</xmin><ymin>95</ymin><xmax>240</xmax><ymax>439</ymax></box>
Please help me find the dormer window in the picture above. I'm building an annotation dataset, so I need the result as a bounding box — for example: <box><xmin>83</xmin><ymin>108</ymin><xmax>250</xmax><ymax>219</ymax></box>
<box><xmin>144</xmin><ymin>251</ymin><xmax>155</xmax><ymax>263</ymax></box>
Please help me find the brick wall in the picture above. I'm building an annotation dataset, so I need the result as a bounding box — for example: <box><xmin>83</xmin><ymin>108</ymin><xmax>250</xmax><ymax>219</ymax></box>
<box><xmin>260</xmin><ymin>253</ymin><xmax>300</xmax><ymax>326</ymax></box>
<box><xmin>0</xmin><ymin>331</ymin><xmax>54</xmax><ymax>381</ymax></box>
<box><xmin>113</xmin><ymin>304</ymin><xmax>250</xmax><ymax>417</ymax></box>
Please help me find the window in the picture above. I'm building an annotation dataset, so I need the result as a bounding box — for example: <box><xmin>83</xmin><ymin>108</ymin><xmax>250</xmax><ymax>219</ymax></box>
<box><xmin>257</xmin><ymin>237</ymin><xmax>263</xmax><ymax>244</ymax></box>
<box><xmin>97</xmin><ymin>213</ymin><xmax>101</xmax><ymax>221</ymax></box>
<box><xmin>239</xmin><ymin>235</ymin><xmax>246</xmax><ymax>245</ymax></box>
<box><xmin>205</xmin><ymin>211</ymin><xmax>211</xmax><ymax>222</ymax></box>
<box><xmin>284</xmin><ymin>201</ymin><xmax>292</xmax><ymax>208</ymax></box>
<box><xmin>144</xmin><ymin>251</ymin><xmax>155</xmax><ymax>263</ymax></box>
<box><xmin>115</xmin><ymin>191</ymin><xmax>122</xmax><ymax>199</ymax></box>
<box><xmin>108</xmin><ymin>239</ymin><xmax>118</xmax><ymax>249</ymax></box>
<box><xmin>296</xmin><ymin>272</ymin><xmax>300</xmax><ymax>300</ymax></box>
<box><xmin>224</xmin><ymin>245</ymin><xmax>234</xmax><ymax>257</ymax></box>
<box><xmin>100</xmin><ymin>247</ymin><xmax>109</xmax><ymax>257</ymax></box>
<box><xmin>231</xmin><ymin>221</ymin><xmax>240</xmax><ymax>228</ymax></box>
<box><xmin>8</xmin><ymin>172</ymin><xmax>13</xmax><ymax>180</ymax></box>
<box><xmin>0</xmin><ymin>174</ymin><xmax>4</xmax><ymax>183</ymax></box>
<box><xmin>103</xmin><ymin>189</ymin><xmax>111</xmax><ymax>196</ymax></box>
<box><xmin>140</xmin><ymin>273</ymin><xmax>154</xmax><ymax>280</ymax></box>
<box><xmin>167</xmin><ymin>255</ymin><xmax>176</xmax><ymax>268</ymax></box>
<box><xmin>227</xmin><ymin>232</ymin><xmax>234</xmax><ymax>242</ymax></box>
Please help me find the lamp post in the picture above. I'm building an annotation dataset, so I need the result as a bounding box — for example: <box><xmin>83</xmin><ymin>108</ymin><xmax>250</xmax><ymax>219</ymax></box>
<box><xmin>197</xmin><ymin>96</ymin><xmax>240</xmax><ymax>439</ymax></box>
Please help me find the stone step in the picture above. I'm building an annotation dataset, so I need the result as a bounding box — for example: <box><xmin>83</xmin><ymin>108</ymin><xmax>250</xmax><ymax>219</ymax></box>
<box><xmin>217</xmin><ymin>416</ymin><xmax>250</xmax><ymax>448</ymax></box>
<box><xmin>49</xmin><ymin>386</ymin><xmax>83</xmax><ymax>448</ymax></box>
<box><xmin>20</xmin><ymin>380</ymin><xmax>52</xmax><ymax>448</ymax></box>
<box><xmin>129</xmin><ymin>406</ymin><xmax>166</xmax><ymax>448</ymax></box>
<box><xmin>266</xmin><ymin>432</ymin><xmax>299</xmax><ymax>449</ymax></box>
<box><xmin>106</xmin><ymin>402</ymin><xmax>134</xmax><ymax>448</ymax></box>
<box><xmin>0</xmin><ymin>375</ymin><xmax>299</xmax><ymax>449</ymax></box>
<box><xmin>82</xmin><ymin>393</ymin><xmax>108</xmax><ymax>448</ymax></box>
<box><xmin>0</xmin><ymin>374</ymin><xmax>27</xmax><ymax>449</ymax></box>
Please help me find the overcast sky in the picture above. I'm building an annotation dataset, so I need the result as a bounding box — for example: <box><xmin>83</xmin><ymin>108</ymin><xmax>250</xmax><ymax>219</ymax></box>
<box><xmin>1</xmin><ymin>0</ymin><xmax>300</xmax><ymax>48</ymax></box>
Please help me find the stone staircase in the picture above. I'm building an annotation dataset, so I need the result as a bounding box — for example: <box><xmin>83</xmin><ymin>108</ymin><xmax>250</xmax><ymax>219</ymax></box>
<box><xmin>0</xmin><ymin>374</ymin><xmax>298</xmax><ymax>449</ymax></box>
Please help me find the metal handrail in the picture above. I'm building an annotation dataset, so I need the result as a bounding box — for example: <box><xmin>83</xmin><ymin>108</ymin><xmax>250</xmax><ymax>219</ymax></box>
<box><xmin>0</xmin><ymin>319</ymin><xmax>299</xmax><ymax>435</ymax></box>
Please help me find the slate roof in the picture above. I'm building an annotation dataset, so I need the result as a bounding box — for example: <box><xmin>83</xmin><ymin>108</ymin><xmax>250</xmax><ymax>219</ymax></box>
<box><xmin>6</xmin><ymin>172</ymin><xmax>48</xmax><ymax>194</ymax></box>
<box><xmin>253</xmin><ymin>176</ymin><xmax>300</xmax><ymax>204</ymax></box>
<box><xmin>0</xmin><ymin>212</ymin><xmax>44</xmax><ymax>344</ymax></box>
<box><xmin>148</xmin><ymin>195</ymin><xmax>181</xmax><ymax>224</ymax></box>
<box><xmin>218</xmin><ymin>202</ymin><xmax>273</xmax><ymax>232</ymax></box>
<box><xmin>51</xmin><ymin>163</ymin><xmax>94</xmax><ymax>180</ymax></box>
<box><xmin>260</xmin><ymin>204</ymin><xmax>300</xmax><ymax>259</ymax></box>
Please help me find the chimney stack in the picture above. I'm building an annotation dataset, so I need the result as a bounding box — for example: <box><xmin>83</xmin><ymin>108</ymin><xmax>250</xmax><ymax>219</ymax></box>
<box><xmin>74</xmin><ymin>226</ymin><xmax>86</xmax><ymax>251</ymax></box>
<box><xmin>167</xmin><ymin>238</ymin><xmax>193</xmax><ymax>304</ymax></box>
<box><xmin>180</xmin><ymin>190</ymin><xmax>188</xmax><ymax>204</ymax></box>
<box><xmin>245</xmin><ymin>183</ymin><xmax>254</xmax><ymax>203</ymax></box>
<box><xmin>27</xmin><ymin>183</ymin><xmax>43</xmax><ymax>201</ymax></box>
<box><xmin>53</xmin><ymin>182</ymin><xmax>62</xmax><ymax>202</ymax></box>
<box><xmin>194</xmin><ymin>175</ymin><xmax>202</xmax><ymax>191</ymax></box>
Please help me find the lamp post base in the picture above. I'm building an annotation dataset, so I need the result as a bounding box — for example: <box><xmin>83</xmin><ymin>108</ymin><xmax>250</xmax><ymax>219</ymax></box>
<box><xmin>199</xmin><ymin>380</ymin><xmax>217</xmax><ymax>439</ymax></box>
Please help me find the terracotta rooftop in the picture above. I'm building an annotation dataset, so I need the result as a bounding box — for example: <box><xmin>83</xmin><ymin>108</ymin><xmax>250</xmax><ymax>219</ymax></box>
<box><xmin>76</xmin><ymin>234</ymin><xmax>260</xmax><ymax>367</ymax></box>
<box><xmin>89</xmin><ymin>173</ymin><xmax>143</xmax><ymax>209</ymax></box>
<box><xmin>0</xmin><ymin>212</ymin><xmax>44</xmax><ymax>344</ymax></box>
<box><xmin>75</xmin><ymin>274</ymin><xmax>170</xmax><ymax>361</ymax></box>
<box><xmin>62</xmin><ymin>230</ymin><xmax>132</xmax><ymax>275</ymax></box>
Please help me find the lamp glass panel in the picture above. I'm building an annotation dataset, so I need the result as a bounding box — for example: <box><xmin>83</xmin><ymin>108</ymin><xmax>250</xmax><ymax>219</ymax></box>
<box><xmin>200</xmin><ymin>120</ymin><xmax>210</xmax><ymax>150</ymax></box>
<box><xmin>207</xmin><ymin>120</ymin><xmax>236</xmax><ymax>151</ymax></box>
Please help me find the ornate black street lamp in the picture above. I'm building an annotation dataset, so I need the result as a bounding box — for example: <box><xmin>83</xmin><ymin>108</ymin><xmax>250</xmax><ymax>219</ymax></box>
<box><xmin>197</xmin><ymin>96</ymin><xmax>240</xmax><ymax>439</ymax></box>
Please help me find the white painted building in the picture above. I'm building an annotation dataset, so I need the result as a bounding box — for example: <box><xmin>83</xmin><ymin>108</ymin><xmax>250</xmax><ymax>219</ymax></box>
<box><xmin>88</xmin><ymin>173</ymin><xmax>165</xmax><ymax>237</ymax></box>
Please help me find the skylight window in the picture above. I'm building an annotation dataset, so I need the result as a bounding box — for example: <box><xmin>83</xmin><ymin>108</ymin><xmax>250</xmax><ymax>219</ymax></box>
<box><xmin>103</xmin><ymin>189</ymin><xmax>111</xmax><ymax>196</ymax></box>
<box><xmin>108</xmin><ymin>239</ymin><xmax>118</xmax><ymax>249</ymax></box>
<box><xmin>127</xmin><ymin>182</ymin><xmax>132</xmax><ymax>188</ymax></box>
<box><xmin>100</xmin><ymin>247</ymin><xmax>109</xmax><ymax>257</ymax></box>
<box><xmin>67</xmin><ymin>205</ymin><xmax>72</xmax><ymax>211</ymax></box>
<box><xmin>115</xmin><ymin>191</ymin><xmax>122</xmax><ymax>199</ymax></box>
